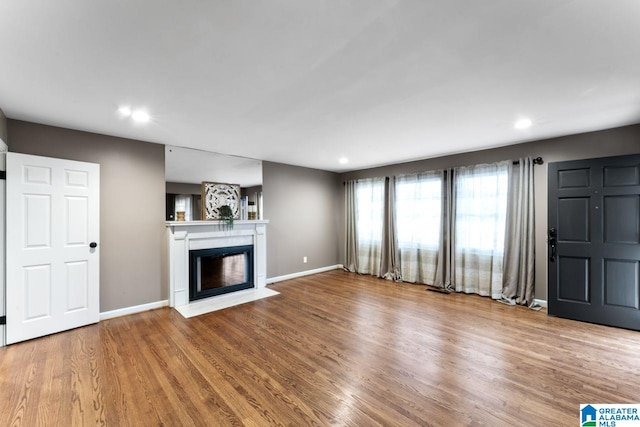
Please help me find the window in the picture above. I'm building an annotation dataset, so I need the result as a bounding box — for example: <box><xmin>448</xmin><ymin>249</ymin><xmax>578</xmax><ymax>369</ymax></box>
<box><xmin>345</xmin><ymin>161</ymin><xmax>512</xmax><ymax>295</ymax></box>
<box><xmin>355</xmin><ymin>178</ymin><xmax>385</xmax><ymax>275</ymax></box>
<box><xmin>395</xmin><ymin>172</ymin><xmax>442</xmax><ymax>250</ymax></box>
<box><xmin>356</xmin><ymin>178</ymin><xmax>385</xmax><ymax>245</ymax></box>
<box><xmin>454</xmin><ymin>163</ymin><xmax>509</xmax><ymax>254</ymax></box>
<box><xmin>395</xmin><ymin>171</ymin><xmax>443</xmax><ymax>284</ymax></box>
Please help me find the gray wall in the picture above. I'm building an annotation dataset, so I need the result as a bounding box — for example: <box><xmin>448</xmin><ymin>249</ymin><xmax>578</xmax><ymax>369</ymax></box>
<box><xmin>0</xmin><ymin>108</ymin><xmax>7</xmax><ymax>144</ymax></box>
<box><xmin>7</xmin><ymin>120</ymin><xmax>166</xmax><ymax>312</ymax></box>
<box><xmin>263</xmin><ymin>161</ymin><xmax>340</xmax><ymax>278</ymax></box>
<box><xmin>339</xmin><ymin>124</ymin><xmax>640</xmax><ymax>301</ymax></box>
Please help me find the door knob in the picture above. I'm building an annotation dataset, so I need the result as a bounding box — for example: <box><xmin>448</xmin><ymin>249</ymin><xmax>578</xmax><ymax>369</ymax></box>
<box><xmin>89</xmin><ymin>242</ymin><xmax>98</xmax><ymax>248</ymax></box>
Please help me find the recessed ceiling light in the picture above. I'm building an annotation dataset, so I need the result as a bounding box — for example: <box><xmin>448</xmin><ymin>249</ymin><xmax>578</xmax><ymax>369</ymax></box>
<box><xmin>339</xmin><ymin>157</ymin><xmax>349</xmax><ymax>164</ymax></box>
<box><xmin>118</xmin><ymin>106</ymin><xmax>132</xmax><ymax>116</ymax></box>
<box><xmin>514</xmin><ymin>118</ymin><xmax>532</xmax><ymax>130</ymax></box>
<box><xmin>131</xmin><ymin>110</ymin><xmax>151</xmax><ymax>123</ymax></box>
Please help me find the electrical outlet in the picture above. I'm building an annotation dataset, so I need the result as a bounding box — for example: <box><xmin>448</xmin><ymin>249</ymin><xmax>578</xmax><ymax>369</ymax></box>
<box><xmin>303</xmin><ymin>256</ymin><xmax>308</xmax><ymax>263</ymax></box>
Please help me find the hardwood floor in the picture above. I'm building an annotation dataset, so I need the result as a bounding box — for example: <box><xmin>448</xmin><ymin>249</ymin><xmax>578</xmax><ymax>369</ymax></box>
<box><xmin>1</xmin><ymin>269</ymin><xmax>639</xmax><ymax>426</ymax></box>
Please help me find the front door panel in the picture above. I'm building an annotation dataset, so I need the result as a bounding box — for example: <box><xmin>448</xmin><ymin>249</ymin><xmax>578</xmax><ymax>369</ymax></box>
<box><xmin>548</xmin><ymin>154</ymin><xmax>640</xmax><ymax>330</ymax></box>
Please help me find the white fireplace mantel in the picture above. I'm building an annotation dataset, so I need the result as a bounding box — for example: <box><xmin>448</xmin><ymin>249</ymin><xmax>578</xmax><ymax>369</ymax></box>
<box><xmin>166</xmin><ymin>220</ymin><xmax>269</xmax><ymax>308</ymax></box>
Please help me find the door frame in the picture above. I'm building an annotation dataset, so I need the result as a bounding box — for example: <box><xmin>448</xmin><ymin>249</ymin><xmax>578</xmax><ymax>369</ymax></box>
<box><xmin>0</xmin><ymin>142</ymin><xmax>7</xmax><ymax>347</ymax></box>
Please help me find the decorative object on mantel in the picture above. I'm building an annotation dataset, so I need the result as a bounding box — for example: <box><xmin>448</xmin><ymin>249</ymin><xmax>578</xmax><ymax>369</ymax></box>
<box><xmin>218</xmin><ymin>204</ymin><xmax>234</xmax><ymax>229</ymax></box>
<box><xmin>240</xmin><ymin>196</ymin><xmax>248</xmax><ymax>220</ymax></box>
<box><xmin>248</xmin><ymin>201</ymin><xmax>257</xmax><ymax>220</ymax></box>
<box><xmin>175</xmin><ymin>196</ymin><xmax>188</xmax><ymax>221</ymax></box>
<box><xmin>202</xmin><ymin>182</ymin><xmax>240</xmax><ymax>221</ymax></box>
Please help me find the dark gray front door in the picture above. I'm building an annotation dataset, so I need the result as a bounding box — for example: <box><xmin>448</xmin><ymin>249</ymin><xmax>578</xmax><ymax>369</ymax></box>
<box><xmin>548</xmin><ymin>154</ymin><xmax>640</xmax><ymax>330</ymax></box>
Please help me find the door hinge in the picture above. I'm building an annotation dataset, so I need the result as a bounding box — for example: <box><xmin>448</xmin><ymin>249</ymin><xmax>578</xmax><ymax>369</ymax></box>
<box><xmin>0</xmin><ymin>316</ymin><xmax>5</xmax><ymax>325</ymax></box>
<box><xmin>0</xmin><ymin>170</ymin><xmax>5</xmax><ymax>180</ymax></box>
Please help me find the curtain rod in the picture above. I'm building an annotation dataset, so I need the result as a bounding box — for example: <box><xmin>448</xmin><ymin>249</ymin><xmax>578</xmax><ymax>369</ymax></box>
<box><xmin>343</xmin><ymin>157</ymin><xmax>544</xmax><ymax>184</ymax></box>
<box><xmin>513</xmin><ymin>157</ymin><xmax>544</xmax><ymax>166</ymax></box>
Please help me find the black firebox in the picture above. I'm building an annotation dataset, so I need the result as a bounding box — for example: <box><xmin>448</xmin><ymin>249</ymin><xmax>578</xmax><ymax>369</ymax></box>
<box><xmin>189</xmin><ymin>245</ymin><xmax>254</xmax><ymax>301</ymax></box>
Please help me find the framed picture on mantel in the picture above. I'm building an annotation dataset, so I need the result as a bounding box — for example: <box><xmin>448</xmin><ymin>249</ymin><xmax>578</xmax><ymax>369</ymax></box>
<box><xmin>201</xmin><ymin>182</ymin><xmax>240</xmax><ymax>220</ymax></box>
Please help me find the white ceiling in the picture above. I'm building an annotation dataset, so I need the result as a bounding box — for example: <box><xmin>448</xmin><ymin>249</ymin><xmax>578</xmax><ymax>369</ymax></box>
<box><xmin>1</xmin><ymin>1</ymin><xmax>639</xmax><ymax>172</ymax></box>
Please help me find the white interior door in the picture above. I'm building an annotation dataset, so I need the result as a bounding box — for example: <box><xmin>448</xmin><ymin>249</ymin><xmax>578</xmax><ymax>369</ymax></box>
<box><xmin>6</xmin><ymin>153</ymin><xmax>100</xmax><ymax>344</ymax></box>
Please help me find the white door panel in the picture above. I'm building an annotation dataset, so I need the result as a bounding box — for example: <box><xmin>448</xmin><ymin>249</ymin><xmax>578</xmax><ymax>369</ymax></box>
<box><xmin>66</xmin><ymin>260</ymin><xmax>89</xmax><ymax>311</ymax></box>
<box><xmin>23</xmin><ymin>164</ymin><xmax>51</xmax><ymax>185</ymax></box>
<box><xmin>24</xmin><ymin>194</ymin><xmax>52</xmax><ymax>248</ymax></box>
<box><xmin>66</xmin><ymin>196</ymin><xmax>89</xmax><ymax>245</ymax></box>
<box><xmin>23</xmin><ymin>264</ymin><xmax>52</xmax><ymax>319</ymax></box>
<box><xmin>65</xmin><ymin>169</ymin><xmax>89</xmax><ymax>187</ymax></box>
<box><xmin>6</xmin><ymin>153</ymin><xmax>100</xmax><ymax>344</ymax></box>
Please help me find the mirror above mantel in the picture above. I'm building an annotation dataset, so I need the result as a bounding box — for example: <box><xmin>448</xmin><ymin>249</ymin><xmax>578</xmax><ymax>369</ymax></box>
<box><xmin>165</xmin><ymin>145</ymin><xmax>263</xmax><ymax>221</ymax></box>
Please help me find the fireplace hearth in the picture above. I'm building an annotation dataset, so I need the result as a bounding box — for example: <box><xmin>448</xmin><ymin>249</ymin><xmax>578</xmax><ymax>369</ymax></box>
<box><xmin>189</xmin><ymin>245</ymin><xmax>254</xmax><ymax>301</ymax></box>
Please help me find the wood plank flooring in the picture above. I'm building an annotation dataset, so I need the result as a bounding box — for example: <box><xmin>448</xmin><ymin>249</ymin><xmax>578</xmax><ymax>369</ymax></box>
<box><xmin>1</xmin><ymin>269</ymin><xmax>639</xmax><ymax>426</ymax></box>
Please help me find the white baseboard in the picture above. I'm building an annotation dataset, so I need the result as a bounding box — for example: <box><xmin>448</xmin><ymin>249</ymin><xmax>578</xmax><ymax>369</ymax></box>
<box><xmin>100</xmin><ymin>300</ymin><xmax>168</xmax><ymax>321</ymax></box>
<box><xmin>267</xmin><ymin>264</ymin><xmax>343</xmax><ymax>284</ymax></box>
<box><xmin>534</xmin><ymin>299</ymin><xmax>547</xmax><ymax>308</ymax></box>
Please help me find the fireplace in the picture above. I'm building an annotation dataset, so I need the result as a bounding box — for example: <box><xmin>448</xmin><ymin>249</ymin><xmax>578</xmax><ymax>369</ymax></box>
<box><xmin>189</xmin><ymin>245</ymin><xmax>254</xmax><ymax>301</ymax></box>
<box><xmin>166</xmin><ymin>220</ymin><xmax>268</xmax><ymax>309</ymax></box>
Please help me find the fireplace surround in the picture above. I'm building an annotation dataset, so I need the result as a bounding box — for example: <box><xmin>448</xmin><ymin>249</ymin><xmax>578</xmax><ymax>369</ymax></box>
<box><xmin>166</xmin><ymin>220</ymin><xmax>268</xmax><ymax>308</ymax></box>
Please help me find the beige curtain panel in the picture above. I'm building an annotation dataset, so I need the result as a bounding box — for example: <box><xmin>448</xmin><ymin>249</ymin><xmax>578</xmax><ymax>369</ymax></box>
<box><xmin>501</xmin><ymin>157</ymin><xmax>536</xmax><ymax>306</ymax></box>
